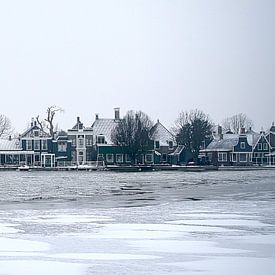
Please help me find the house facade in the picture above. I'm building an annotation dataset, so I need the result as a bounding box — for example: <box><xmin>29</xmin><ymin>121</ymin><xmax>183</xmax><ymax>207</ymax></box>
<box><xmin>67</xmin><ymin>117</ymin><xmax>94</xmax><ymax>165</ymax></box>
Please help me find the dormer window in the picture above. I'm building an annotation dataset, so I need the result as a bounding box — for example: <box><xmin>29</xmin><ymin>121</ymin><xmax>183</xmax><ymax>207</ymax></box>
<box><xmin>97</xmin><ymin>135</ymin><xmax>105</xmax><ymax>144</ymax></box>
<box><xmin>263</xmin><ymin>143</ymin><xmax>268</xmax><ymax>150</ymax></box>
<box><xmin>240</xmin><ymin>142</ymin><xmax>245</xmax><ymax>149</ymax></box>
<box><xmin>168</xmin><ymin>141</ymin><xmax>173</xmax><ymax>149</ymax></box>
<box><xmin>155</xmin><ymin>141</ymin><xmax>160</xmax><ymax>149</ymax></box>
<box><xmin>34</xmin><ymin>130</ymin><xmax>39</xmax><ymax>137</ymax></box>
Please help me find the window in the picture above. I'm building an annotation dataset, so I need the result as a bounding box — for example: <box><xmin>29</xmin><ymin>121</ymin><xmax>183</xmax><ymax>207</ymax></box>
<box><xmin>145</xmin><ymin>154</ymin><xmax>153</xmax><ymax>163</ymax></box>
<box><xmin>34</xmin><ymin>130</ymin><xmax>39</xmax><ymax>137</ymax></box>
<box><xmin>35</xmin><ymin>154</ymin><xmax>40</xmax><ymax>162</ymax></box>
<box><xmin>116</xmin><ymin>154</ymin><xmax>123</xmax><ymax>163</ymax></box>
<box><xmin>97</xmin><ymin>135</ymin><xmax>105</xmax><ymax>144</ymax></box>
<box><xmin>168</xmin><ymin>141</ymin><xmax>173</xmax><ymax>149</ymax></box>
<box><xmin>78</xmin><ymin>138</ymin><xmax>84</xmax><ymax>148</ymax></box>
<box><xmin>263</xmin><ymin>143</ymin><xmax>268</xmax><ymax>150</ymax></box>
<box><xmin>258</xmin><ymin>143</ymin><xmax>262</xmax><ymax>150</ymax></box>
<box><xmin>42</xmin><ymin>140</ymin><xmax>47</xmax><ymax>150</ymax></box>
<box><xmin>34</xmin><ymin>140</ymin><xmax>40</xmax><ymax>150</ymax></box>
<box><xmin>218</xmin><ymin>152</ymin><xmax>227</xmax><ymax>162</ymax></box>
<box><xmin>58</xmin><ymin>142</ymin><xmax>67</xmax><ymax>152</ymax></box>
<box><xmin>72</xmin><ymin>139</ymin><xmax>76</xmax><ymax>146</ymax></box>
<box><xmin>86</xmin><ymin>136</ymin><xmax>93</xmax><ymax>146</ymax></box>
<box><xmin>106</xmin><ymin>154</ymin><xmax>114</xmax><ymax>163</ymax></box>
<box><xmin>232</xmin><ymin>153</ymin><xmax>237</xmax><ymax>162</ymax></box>
<box><xmin>26</xmin><ymin>140</ymin><xmax>32</xmax><ymax>150</ymax></box>
<box><xmin>125</xmin><ymin>154</ymin><xmax>131</xmax><ymax>163</ymax></box>
<box><xmin>155</xmin><ymin>141</ymin><xmax>160</xmax><ymax>149</ymax></box>
<box><xmin>162</xmin><ymin>154</ymin><xmax>167</xmax><ymax>162</ymax></box>
<box><xmin>240</xmin><ymin>142</ymin><xmax>245</xmax><ymax>149</ymax></box>
<box><xmin>239</xmin><ymin>153</ymin><xmax>247</xmax><ymax>162</ymax></box>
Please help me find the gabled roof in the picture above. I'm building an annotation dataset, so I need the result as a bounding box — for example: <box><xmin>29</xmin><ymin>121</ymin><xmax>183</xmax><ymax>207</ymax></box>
<box><xmin>0</xmin><ymin>138</ymin><xmax>22</xmax><ymax>151</ymax></box>
<box><xmin>205</xmin><ymin>136</ymin><xmax>239</xmax><ymax>151</ymax></box>
<box><xmin>21</xmin><ymin>124</ymin><xmax>50</xmax><ymax>138</ymax></box>
<box><xmin>150</xmin><ymin>121</ymin><xmax>176</xmax><ymax>146</ymax></box>
<box><xmin>169</xmin><ymin>145</ymin><xmax>185</xmax><ymax>156</ymax></box>
<box><xmin>91</xmin><ymin>119</ymin><xmax>120</xmax><ymax>144</ymax></box>
<box><xmin>252</xmin><ymin>133</ymin><xmax>272</xmax><ymax>150</ymax></box>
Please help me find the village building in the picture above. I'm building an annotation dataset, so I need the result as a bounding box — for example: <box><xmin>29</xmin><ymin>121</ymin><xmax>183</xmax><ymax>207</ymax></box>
<box><xmin>0</xmin><ymin>136</ymin><xmax>33</xmax><ymax>166</ymax></box>
<box><xmin>67</xmin><ymin>117</ymin><xmax>94</xmax><ymax>165</ymax></box>
<box><xmin>149</xmin><ymin>120</ymin><xmax>177</xmax><ymax>164</ymax></box>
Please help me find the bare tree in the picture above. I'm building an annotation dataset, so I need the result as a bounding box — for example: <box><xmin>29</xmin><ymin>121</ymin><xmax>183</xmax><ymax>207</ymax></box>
<box><xmin>45</xmin><ymin>106</ymin><xmax>63</xmax><ymax>138</ymax></box>
<box><xmin>175</xmin><ymin>109</ymin><xmax>214</xmax><ymax>163</ymax></box>
<box><xmin>0</xmin><ymin>114</ymin><xmax>12</xmax><ymax>138</ymax></box>
<box><xmin>222</xmin><ymin>113</ymin><xmax>253</xmax><ymax>133</ymax></box>
<box><xmin>111</xmin><ymin>110</ymin><xmax>154</xmax><ymax>164</ymax></box>
<box><xmin>36</xmin><ymin>115</ymin><xmax>46</xmax><ymax>133</ymax></box>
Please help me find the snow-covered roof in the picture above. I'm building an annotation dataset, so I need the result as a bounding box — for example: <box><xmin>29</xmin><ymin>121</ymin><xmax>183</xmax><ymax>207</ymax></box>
<box><xmin>0</xmin><ymin>139</ymin><xmax>22</xmax><ymax>151</ymax></box>
<box><xmin>21</xmin><ymin>124</ymin><xmax>50</xmax><ymax>138</ymax></box>
<box><xmin>206</xmin><ymin>136</ymin><xmax>239</xmax><ymax>151</ymax></box>
<box><xmin>91</xmin><ymin>119</ymin><xmax>120</xmax><ymax>144</ymax></box>
<box><xmin>150</xmin><ymin>121</ymin><xmax>176</xmax><ymax>146</ymax></box>
<box><xmin>169</xmin><ymin>145</ymin><xmax>185</xmax><ymax>156</ymax></box>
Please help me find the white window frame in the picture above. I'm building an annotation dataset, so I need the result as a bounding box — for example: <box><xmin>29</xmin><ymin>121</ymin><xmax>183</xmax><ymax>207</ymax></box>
<box><xmin>218</xmin><ymin>152</ymin><xmax>227</xmax><ymax>162</ymax></box>
<box><xmin>125</xmin><ymin>154</ymin><xmax>131</xmax><ymax>163</ymax></box>
<box><xmin>34</xmin><ymin>130</ymin><xmax>39</xmax><ymax>137</ymax></box>
<box><xmin>168</xmin><ymin>141</ymin><xmax>173</xmax><ymax>149</ymax></box>
<box><xmin>155</xmin><ymin>141</ymin><xmax>160</xmax><ymax>149</ymax></box>
<box><xmin>258</xmin><ymin>143</ymin><xmax>262</xmax><ymax>150</ymax></box>
<box><xmin>232</xmin><ymin>153</ymin><xmax>237</xmax><ymax>162</ymax></box>
<box><xmin>58</xmin><ymin>142</ymin><xmax>67</xmax><ymax>152</ymax></box>
<box><xmin>26</xmin><ymin>140</ymin><xmax>32</xmax><ymax>150</ymax></box>
<box><xmin>263</xmin><ymin>143</ymin><xmax>268</xmax><ymax>150</ymax></box>
<box><xmin>41</xmin><ymin>139</ymin><xmax>47</xmax><ymax>150</ymax></box>
<box><xmin>106</xmin><ymin>154</ymin><xmax>114</xmax><ymax>163</ymax></box>
<box><xmin>34</xmin><ymin>140</ymin><xmax>40</xmax><ymax>150</ymax></box>
<box><xmin>97</xmin><ymin>135</ymin><xmax>105</xmax><ymax>144</ymax></box>
<box><xmin>239</xmin><ymin>153</ymin><xmax>247</xmax><ymax>162</ymax></box>
<box><xmin>240</xmin><ymin>142</ymin><xmax>245</xmax><ymax>149</ymax></box>
<box><xmin>116</xmin><ymin>154</ymin><xmax>123</xmax><ymax>163</ymax></box>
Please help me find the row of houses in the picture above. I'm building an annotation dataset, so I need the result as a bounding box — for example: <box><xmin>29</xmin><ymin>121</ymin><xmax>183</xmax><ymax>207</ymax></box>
<box><xmin>0</xmin><ymin>108</ymin><xmax>274</xmax><ymax>168</ymax></box>
<box><xmin>200</xmin><ymin>124</ymin><xmax>275</xmax><ymax>166</ymax></box>
<box><xmin>0</xmin><ymin>108</ymin><xmax>187</xmax><ymax>168</ymax></box>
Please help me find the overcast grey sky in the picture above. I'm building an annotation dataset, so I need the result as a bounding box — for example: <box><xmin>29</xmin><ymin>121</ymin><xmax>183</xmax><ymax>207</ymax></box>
<box><xmin>0</xmin><ymin>0</ymin><xmax>274</xmax><ymax>133</ymax></box>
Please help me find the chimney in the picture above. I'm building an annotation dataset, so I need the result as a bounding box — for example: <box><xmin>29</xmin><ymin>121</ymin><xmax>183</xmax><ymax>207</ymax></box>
<box><xmin>8</xmin><ymin>135</ymin><xmax>12</xmax><ymax>141</ymax></box>
<box><xmin>218</xmin><ymin>125</ymin><xmax>223</xmax><ymax>139</ymax></box>
<box><xmin>95</xmin><ymin>113</ymin><xmax>99</xmax><ymax>120</ymax></box>
<box><xmin>218</xmin><ymin>125</ymin><xmax>222</xmax><ymax>135</ymax></box>
<box><xmin>114</xmin><ymin>108</ymin><xmax>120</xmax><ymax>120</ymax></box>
<box><xmin>31</xmin><ymin>117</ymin><xmax>34</xmax><ymax>127</ymax></box>
<box><xmin>77</xmin><ymin>116</ymin><xmax>80</xmax><ymax>123</ymax></box>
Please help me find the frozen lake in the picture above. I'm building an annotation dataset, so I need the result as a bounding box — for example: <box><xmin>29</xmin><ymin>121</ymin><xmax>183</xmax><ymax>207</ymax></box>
<box><xmin>0</xmin><ymin>170</ymin><xmax>275</xmax><ymax>274</ymax></box>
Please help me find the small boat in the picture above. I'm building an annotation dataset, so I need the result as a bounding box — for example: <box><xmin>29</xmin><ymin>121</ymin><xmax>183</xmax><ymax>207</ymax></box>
<box><xmin>17</xmin><ymin>165</ymin><xmax>30</xmax><ymax>171</ymax></box>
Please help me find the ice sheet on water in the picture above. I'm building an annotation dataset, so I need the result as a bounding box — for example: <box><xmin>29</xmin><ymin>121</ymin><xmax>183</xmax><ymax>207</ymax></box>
<box><xmin>128</xmin><ymin>240</ymin><xmax>250</xmax><ymax>254</ymax></box>
<box><xmin>168</xmin><ymin>219</ymin><xmax>267</xmax><ymax>227</ymax></box>
<box><xmin>0</xmin><ymin>260</ymin><xmax>87</xmax><ymax>275</ymax></box>
<box><xmin>167</xmin><ymin>256</ymin><xmax>275</xmax><ymax>275</ymax></box>
<box><xmin>0</xmin><ymin>223</ymin><xmax>22</xmax><ymax>234</ymax></box>
<box><xmin>0</xmin><ymin>237</ymin><xmax>50</xmax><ymax>252</ymax></box>
<box><xmin>50</xmin><ymin>253</ymin><xmax>161</xmax><ymax>260</ymax></box>
<box><xmin>15</xmin><ymin>214</ymin><xmax>113</xmax><ymax>224</ymax></box>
